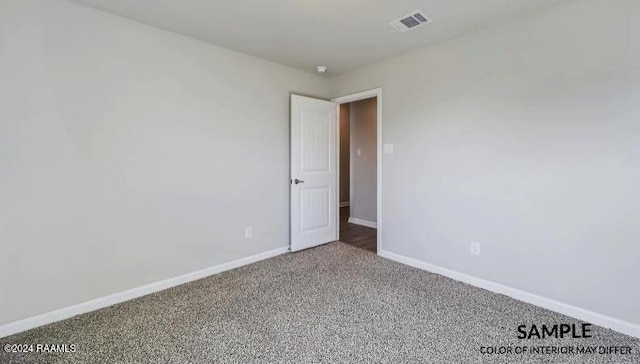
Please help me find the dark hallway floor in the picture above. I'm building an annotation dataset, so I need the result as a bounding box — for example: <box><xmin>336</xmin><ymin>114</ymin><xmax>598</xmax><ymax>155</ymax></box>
<box><xmin>339</xmin><ymin>206</ymin><xmax>377</xmax><ymax>253</ymax></box>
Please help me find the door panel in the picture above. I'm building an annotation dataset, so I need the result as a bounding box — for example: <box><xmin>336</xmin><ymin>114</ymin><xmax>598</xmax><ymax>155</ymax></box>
<box><xmin>291</xmin><ymin>95</ymin><xmax>337</xmax><ymax>252</ymax></box>
<box><xmin>300</xmin><ymin>187</ymin><xmax>330</xmax><ymax>231</ymax></box>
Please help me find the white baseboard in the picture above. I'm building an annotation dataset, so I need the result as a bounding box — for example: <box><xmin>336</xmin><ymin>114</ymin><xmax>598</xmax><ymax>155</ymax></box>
<box><xmin>348</xmin><ymin>217</ymin><xmax>377</xmax><ymax>229</ymax></box>
<box><xmin>379</xmin><ymin>250</ymin><xmax>640</xmax><ymax>339</ymax></box>
<box><xmin>339</xmin><ymin>201</ymin><xmax>350</xmax><ymax>208</ymax></box>
<box><xmin>0</xmin><ymin>246</ymin><xmax>289</xmax><ymax>339</ymax></box>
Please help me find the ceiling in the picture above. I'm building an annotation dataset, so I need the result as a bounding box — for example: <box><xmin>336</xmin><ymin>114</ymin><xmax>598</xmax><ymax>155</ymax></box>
<box><xmin>70</xmin><ymin>0</ymin><xmax>572</xmax><ymax>76</ymax></box>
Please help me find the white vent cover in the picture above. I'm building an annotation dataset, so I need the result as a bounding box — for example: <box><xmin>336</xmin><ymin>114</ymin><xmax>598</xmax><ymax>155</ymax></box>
<box><xmin>389</xmin><ymin>10</ymin><xmax>431</xmax><ymax>32</ymax></box>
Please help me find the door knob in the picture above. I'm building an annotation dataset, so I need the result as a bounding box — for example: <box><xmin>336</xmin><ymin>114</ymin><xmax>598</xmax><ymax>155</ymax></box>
<box><xmin>294</xmin><ymin>179</ymin><xmax>305</xmax><ymax>185</ymax></box>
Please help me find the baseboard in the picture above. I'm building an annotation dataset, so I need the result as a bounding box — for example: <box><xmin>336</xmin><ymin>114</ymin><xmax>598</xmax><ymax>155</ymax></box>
<box><xmin>339</xmin><ymin>201</ymin><xmax>350</xmax><ymax>208</ymax></box>
<box><xmin>0</xmin><ymin>246</ymin><xmax>289</xmax><ymax>339</ymax></box>
<box><xmin>379</xmin><ymin>250</ymin><xmax>640</xmax><ymax>339</ymax></box>
<box><xmin>348</xmin><ymin>217</ymin><xmax>377</xmax><ymax>229</ymax></box>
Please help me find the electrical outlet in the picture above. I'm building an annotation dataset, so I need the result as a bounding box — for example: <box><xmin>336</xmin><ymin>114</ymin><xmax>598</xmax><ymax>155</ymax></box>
<box><xmin>356</xmin><ymin>148</ymin><xmax>362</xmax><ymax>156</ymax></box>
<box><xmin>470</xmin><ymin>242</ymin><xmax>481</xmax><ymax>256</ymax></box>
<box><xmin>245</xmin><ymin>227</ymin><xmax>252</xmax><ymax>239</ymax></box>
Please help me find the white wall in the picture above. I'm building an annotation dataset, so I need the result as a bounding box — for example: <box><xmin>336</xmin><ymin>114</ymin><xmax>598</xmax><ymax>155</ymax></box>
<box><xmin>349</xmin><ymin>98</ymin><xmax>377</xmax><ymax>223</ymax></box>
<box><xmin>332</xmin><ymin>0</ymin><xmax>640</xmax><ymax>326</ymax></box>
<box><xmin>0</xmin><ymin>0</ymin><xmax>329</xmax><ymax>326</ymax></box>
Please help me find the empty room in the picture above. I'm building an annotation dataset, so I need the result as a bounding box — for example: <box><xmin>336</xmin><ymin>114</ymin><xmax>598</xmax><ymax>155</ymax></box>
<box><xmin>1</xmin><ymin>0</ymin><xmax>639</xmax><ymax>363</ymax></box>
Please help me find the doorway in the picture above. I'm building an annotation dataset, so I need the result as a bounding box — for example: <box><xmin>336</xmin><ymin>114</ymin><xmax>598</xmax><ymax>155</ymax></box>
<box><xmin>333</xmin><ymin>89</ymin><xmax>382</xmax><ymax>254</ymax></box>
<box><xmin>289</xmin><ymin>89</ymin><xmax>382</xmax><ymax>254</ymax></box>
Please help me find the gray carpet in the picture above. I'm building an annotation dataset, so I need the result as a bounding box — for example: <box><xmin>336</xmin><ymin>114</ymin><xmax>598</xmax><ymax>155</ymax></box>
<box><xmin>1</xmin><ymin>242</ymin><xmax>638</xmax><ymax>363</ymax></box>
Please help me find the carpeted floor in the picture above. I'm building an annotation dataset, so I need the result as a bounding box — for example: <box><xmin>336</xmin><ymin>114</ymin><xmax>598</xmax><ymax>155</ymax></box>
<box><xmin>1</xmin><ymin>242</ymin><xmax>638</xmax><ymax>363</ymax></box>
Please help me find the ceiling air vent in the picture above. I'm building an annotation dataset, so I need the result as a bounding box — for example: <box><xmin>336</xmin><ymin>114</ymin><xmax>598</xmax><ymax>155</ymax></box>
<box><xmin>389</xmin><ymin>10</ymin><xmax>431</xmax><ymax>33</ymax></box>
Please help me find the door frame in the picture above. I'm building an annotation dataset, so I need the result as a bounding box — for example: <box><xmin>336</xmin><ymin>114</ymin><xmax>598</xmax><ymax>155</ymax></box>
<box><xmin>332</xmin><ymin>87</ymin><xmax>382</xmax><ymax>255</ymax></box>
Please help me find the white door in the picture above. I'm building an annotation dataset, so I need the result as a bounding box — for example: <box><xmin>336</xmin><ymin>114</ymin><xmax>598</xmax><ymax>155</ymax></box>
<box><xmin>291</xmin><ymin>94</ymin><xmax>338</xmax><ymax>252</ymax></box>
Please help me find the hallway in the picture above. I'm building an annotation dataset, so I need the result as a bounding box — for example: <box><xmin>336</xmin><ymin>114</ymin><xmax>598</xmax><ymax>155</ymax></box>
<box><xmin>339</xmin><ymin>206</ymin><xmax>377</xmax><ymax>253</ymax></box>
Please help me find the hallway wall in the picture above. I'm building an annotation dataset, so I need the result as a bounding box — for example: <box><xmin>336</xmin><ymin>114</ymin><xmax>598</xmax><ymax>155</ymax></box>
<box><xmin>349</xmin><ymin>97</ymin><xmax>377</xmax><ymax>223</ymax></box>
<box><xmin>339</xmin><ymin>103</ymin><xmax>350</xmax><ymax>205</ymax></box>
